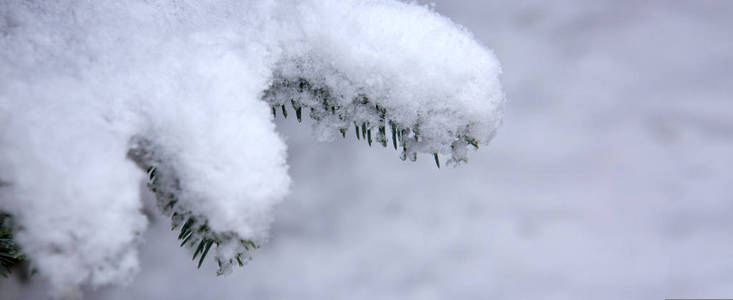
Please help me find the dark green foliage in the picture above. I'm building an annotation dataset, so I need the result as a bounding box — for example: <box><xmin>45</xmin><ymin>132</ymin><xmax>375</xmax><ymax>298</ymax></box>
<box><xmin>0</xmin><ymin>212</ymin><xmax>23</xmax><ymax>278</ymax></box>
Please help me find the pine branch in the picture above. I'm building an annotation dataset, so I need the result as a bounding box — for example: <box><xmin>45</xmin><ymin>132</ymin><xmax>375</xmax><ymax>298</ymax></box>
<box><xmin>0</xmin><ymin>212</ymin><xmax>24</xmax><ymax>278</ymax></box>
<box><xmin>118</xmin><ymin>74</ymin><xmax>488</xmax><ymax>275</ymax></box>
<box><xmin>262</xmin><ymin>76</ymin><xmax>482</xmax><ymax>167</ymax></box>
<box><xmin>128</xmin><ymin>138</ymin><xmax>257</xmax><ymax>276</ymax></box>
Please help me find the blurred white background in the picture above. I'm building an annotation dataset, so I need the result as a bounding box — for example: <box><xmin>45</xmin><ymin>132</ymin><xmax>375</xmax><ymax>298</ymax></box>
<box><xmin>4</xmin><ymin>0</ymin><xmax>733</xmax><ymax>299</ymax></box>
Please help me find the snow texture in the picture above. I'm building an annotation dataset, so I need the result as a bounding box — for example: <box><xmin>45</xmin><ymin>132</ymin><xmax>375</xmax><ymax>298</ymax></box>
<box><xmin>0</xmin><ymin>0</ymin><xmax>503</xmax><ymax>296</ymax></box>
<box><xmin>264</xmin><ymin>0</ymin><xmax>504</xmax><ymax>164</ymax></box>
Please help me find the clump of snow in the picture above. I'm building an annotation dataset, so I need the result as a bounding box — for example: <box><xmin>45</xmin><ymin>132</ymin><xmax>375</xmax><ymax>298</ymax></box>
<box><xmin>0</xmin><ymin>0</ymin><xmax>503</xmax><ymax>295</ymax></box>
<box><xmin>265</xmin><ymin>0</ymin><xmax>504</xmax><ymax>165</ymax></box>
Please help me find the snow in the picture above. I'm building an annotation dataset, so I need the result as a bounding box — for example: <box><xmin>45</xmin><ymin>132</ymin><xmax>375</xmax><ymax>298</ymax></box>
<box><xmin>265</xmin><ymin>0</ymin><xmax>504</xmax><ymax>163</ymax></box>
<box><xmin>292</xmin><ymin>0</ymin><xmax>502</xmax><ymax>122</ymax></box>
<box><xmin>0</xmin><ymin>0</ymin><xmax>503</xmax><ymax>295</ymax></box>
<box><xmin>33</xmin><ymin>1</ymin><xmax>733</xmax><ymax>299</ymax></box>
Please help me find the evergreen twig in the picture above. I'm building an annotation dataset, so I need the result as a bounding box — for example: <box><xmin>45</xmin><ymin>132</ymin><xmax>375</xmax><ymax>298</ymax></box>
<box><xmin>0</xmin><ymin>212</ymin><xmax>23</xmax><ymax>278</ymax></box>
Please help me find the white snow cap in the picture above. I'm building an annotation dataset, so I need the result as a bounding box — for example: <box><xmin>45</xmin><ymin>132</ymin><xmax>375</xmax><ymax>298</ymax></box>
<box><xmin>0</xmin><ymin>0</ymin><xmax>503</xmax><ymax>295</ymax></box>
<box><xmin>268</xmin><ymin>0</ymin><xmax>504</xmax><ymax>162</ymax></box>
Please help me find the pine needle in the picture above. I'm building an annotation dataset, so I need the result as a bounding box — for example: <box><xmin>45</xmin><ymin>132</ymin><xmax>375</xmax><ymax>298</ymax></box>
<box><xmin>192</xmin><ymin>239</ymin><xmax>206</xmax><ymax>261</ymax></box>
<box><xmin>197</xmin><ymin>240</ymin><xmax>214</xmax><ymax>269</ymax></box>
<box><xmin>180</xmin><ymin>232</ymin><xmax>193</xmax><ymax>247</ymax></box>
<box><xmin>291</xmin><ymin>100</ymin><xmax>302</xmax><ymax>122</ymax></box>
<box><xmin>378</xmin><ymin>125</ymin><xmax>387</xmax><ymax>147</ymax></box>
<box><xmin>367</xmin><ymin>129</ymin><xmax>372</xmax><ymax>146</ymax></box>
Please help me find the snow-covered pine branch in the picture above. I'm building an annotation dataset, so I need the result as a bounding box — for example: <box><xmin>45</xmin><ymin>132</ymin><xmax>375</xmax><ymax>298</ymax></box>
<box><xmin>127</xmin><ymin>137</ymin><xmax>259</xmax><ymax>276</ymax></box>
<box><xmin>0</xmin><ymin>0</ymin><xmax>504</xmax><ymax>296</ymax></box>
<box><xmin>264</xmin><ymin>0</ymin><xmax>503</xmax><ymax>166</ymax></box>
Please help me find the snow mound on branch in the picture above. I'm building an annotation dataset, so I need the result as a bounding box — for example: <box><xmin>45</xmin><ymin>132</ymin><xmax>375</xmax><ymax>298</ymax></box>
<box><xmin>0</xmin><ymin>1</ymin><xmax>289</xmax><ymax>294</ymax></box>
<box><xmin>0</xmin><ymin>0</ymin><xmax>503</xmax><ymax>295</ymax></box>
<box><xmin>266</xmin><ymin>0</ymin><xmax>504</xmax><ymax>163</ymax></box>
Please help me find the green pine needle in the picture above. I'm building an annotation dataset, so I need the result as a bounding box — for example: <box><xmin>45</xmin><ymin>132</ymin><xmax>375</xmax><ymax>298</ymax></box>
<box><xmin>378</xmin><ymin>126</ymin><xmax>387</xmax><ymax>147</ymax></box>
<box><xmin>178</xmin><ymin>218</ymin><xmax>194</xmax><ymax>239</ymax></box>
<box><xmin>180</xmin><ymin>232</ymin><xmax>193</xmax><ymax>247</ymax></box>
<box><xmin>197</xmin><ymin>240</ymin><xmax>214</xmax><ymax>269</ymax></box>
<box><xmin>192</xmin><ymin>239</ymin><xmax>206</xmax><ymax>261</ymax></box>
<box><xmin>465</xmin><ymin>136</ymin><xmax>480</xmax><ymax>149</ymax></box>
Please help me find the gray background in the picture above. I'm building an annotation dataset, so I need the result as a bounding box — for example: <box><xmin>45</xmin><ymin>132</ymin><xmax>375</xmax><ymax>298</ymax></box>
<box><xmin>3</xmin><ymin>0</ymin><xmax>733</xmax><ymax>299</ymax></box>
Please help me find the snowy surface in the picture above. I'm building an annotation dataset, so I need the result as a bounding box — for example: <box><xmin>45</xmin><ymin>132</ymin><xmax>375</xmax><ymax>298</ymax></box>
<box><xmin>3</xmin><ymin>0</ymin><xmax>733</xmax><ymax>299</ymax></box>
<box><xmin>78</xmin><ymin>1</ymin><xmax>733</xmax><ymax>299</ymax></box>
<box><xmin>264</xmin><ymin>0</ymin><xmax>504</xmax><ymax>163</ymax></box>
<box><xmin>0</xmin><ymin>0</ymin><xmax>503</xmax><ymax>297</ymax></box>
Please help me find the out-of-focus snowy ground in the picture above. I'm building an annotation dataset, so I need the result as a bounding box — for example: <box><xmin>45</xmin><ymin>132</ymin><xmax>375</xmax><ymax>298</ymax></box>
<box><xmin>4</xmin><ymin>1</ymin><xmax>733</xmax><ymax>299</ymax></box>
